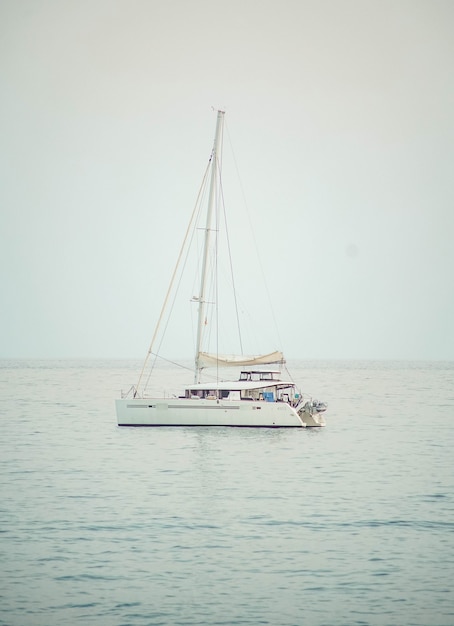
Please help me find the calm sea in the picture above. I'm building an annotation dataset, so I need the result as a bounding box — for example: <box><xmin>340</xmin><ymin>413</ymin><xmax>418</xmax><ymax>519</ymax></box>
<box><xmin>1</xmin><ymin>359</ymin><xmax>453</xmax><ymax>626</ymax></box>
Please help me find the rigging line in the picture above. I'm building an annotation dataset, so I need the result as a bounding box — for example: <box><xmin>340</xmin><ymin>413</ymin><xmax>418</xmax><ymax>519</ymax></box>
<box><xmin>189</xmin><ymin>177</ymin><xmax>212</xmax><ymax>355</ymax></box>
<box><xmin>196</xmin><ymin>212</ymin><xmax>218</xmax><ymax>361</ymax></box>
<box><xmin>143</xmin><ymin>189</ymin><xmax>206</xmax><ymax>392</ymax></box>
<box><xmin>148</xmin><ymin>352</ymin><xmax>194</xmax><ymax>372</ymax></box>
<box><xmin>197</xmin><ymin>119</ymin><xmax>225</xmax><ymax>380</ymax></box>
<box><xmin>215</xmin><ymin>182</ymin><xmax>219</xmax><ymax>383</ymax></box>
<box><xmin>283</xmin><ymin>362</ymin><xmax>295</xmax><ymax>384</ymax></box>
<box><xmin>215</xmin><ymin>121</ymin><xmax>224</xmax><ymax>384</ymax></box>
<box><xmin>215</xmin><ymin>150</ymin><xmax>221</xmax><ymax>383</ymax></box>
<box><xmin>153</xmin><ymin>172</ymin><xmax>208</xmax><ymax>357</ymax></box>
<box><xmin>281</xmin><ymin>363</ymin><xmax>304</xmax><ymax>399</ymax></box>
<box><xmin>195</xmin><ymin>112</ymin><xmax>224</xmax><ymax>383</ymax></box>
<box><xmin>200</xmin><ymin>234</ymin><xmax>217</xmax><ymax>369</ymax></box>
<box><xmin>218</xmin><ymin>166</ymin><xmax>243</xmax><ymax>355</ymax></box>
<box><xmin>144</xmin><ymin>160</ymin><xmax>211</xmax><ymax>390</ymax></box>
<box><xmin>224</xmin><ymin>119</ymin><xmax>284</xmax><ymax>352</ymax></box>
<box><xmin>136</xmin><ymin>156</ymin><xmax>212</xmax><ymax>394</ymax></box>
<box><xmin>214</xmin><ymin>108</ymin><xmax>244</xmax><ymax>357</ymax></box>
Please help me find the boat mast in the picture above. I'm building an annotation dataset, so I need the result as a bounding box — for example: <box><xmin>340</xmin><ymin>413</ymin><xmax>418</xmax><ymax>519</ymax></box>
<box><xmin>194</xmin><ymin>109</ymin><xmax>225</xmax><ymax>383</ymax></box>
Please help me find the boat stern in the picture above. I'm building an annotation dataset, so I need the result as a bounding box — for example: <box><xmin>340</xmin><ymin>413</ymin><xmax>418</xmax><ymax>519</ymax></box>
<box><xmin>297</xmin><ymin>399</ymin><xmax>327</xmax><ymax>427</ymax></box>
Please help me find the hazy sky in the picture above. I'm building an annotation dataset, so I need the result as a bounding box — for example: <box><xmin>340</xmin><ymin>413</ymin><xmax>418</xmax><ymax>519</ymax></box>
<box><xmin>1</xmin><ymin>0</ymin><xmax>453</xmax><ymax>360</ymax></box>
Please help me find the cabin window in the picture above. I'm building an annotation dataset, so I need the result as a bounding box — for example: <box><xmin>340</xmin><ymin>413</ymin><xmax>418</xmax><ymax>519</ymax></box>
<box><xmin>241</xmin><ymin>391</ymin><xmax>258</xmax><ymax>401</ymax></box>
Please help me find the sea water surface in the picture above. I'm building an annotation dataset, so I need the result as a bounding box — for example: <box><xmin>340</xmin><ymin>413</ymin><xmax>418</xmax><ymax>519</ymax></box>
<box><xmin>1</xmin><ymin>360</ymin><xmax>453</xmax><ymax>626</ymax></box>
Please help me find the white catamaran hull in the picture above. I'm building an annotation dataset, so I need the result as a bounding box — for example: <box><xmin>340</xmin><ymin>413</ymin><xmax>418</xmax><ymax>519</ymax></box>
<box><xmin>116</xmin><ymin>397</ymin><xmax>306</xmax><ymax>427</ymax></box>
<box><xmin>115</xmin><ymin>111</ymin><xmax>327</xmax><ymax>429</ymax></box>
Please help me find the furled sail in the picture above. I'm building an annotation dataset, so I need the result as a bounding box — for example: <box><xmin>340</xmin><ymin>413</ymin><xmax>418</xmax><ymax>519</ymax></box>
<box><xmin>197</xmin><ymin>351</ymin><xmax>284</xmax><ymax>368</ymax></box>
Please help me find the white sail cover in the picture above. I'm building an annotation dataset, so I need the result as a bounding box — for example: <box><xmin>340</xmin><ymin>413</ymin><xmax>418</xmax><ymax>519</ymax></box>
<box><xmin>197</xmin><ymin>351</ymin><xmax>284</xmax><ymax>368</ymax></box>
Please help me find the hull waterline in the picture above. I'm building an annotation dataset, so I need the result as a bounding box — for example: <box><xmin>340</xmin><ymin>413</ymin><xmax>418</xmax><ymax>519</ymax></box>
<box><xmin>116</xmin><ymin>397</ymin><xmax>307</xmax><ymax>428</ymax></box>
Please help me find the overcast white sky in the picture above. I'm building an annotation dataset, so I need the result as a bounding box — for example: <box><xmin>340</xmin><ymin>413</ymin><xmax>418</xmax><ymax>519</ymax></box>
<box><xmin>1</xmin><ymin>0</ymin><xmax>453</xmax><ymax>360</ymax></box>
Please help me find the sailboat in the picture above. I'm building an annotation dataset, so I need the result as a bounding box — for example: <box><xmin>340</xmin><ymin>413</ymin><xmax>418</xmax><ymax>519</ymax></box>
<box><xmin>116</xmin><ymin>110</ymin><xmax>327</xmax><ymax>428</ymax></box>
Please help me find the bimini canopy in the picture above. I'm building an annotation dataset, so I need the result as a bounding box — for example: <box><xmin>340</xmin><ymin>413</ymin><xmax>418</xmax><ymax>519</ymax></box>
<box><xmin>197</xmin><ymin>351</ymin><xmax>284</xmax><ymax>368</ymax></box>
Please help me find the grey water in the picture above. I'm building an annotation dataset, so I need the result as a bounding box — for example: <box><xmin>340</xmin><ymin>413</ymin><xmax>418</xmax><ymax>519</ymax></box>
<box><xmin>1</xmin><ymin>360</ymin><xmax>453</xmax><ymax>626</ymax></box>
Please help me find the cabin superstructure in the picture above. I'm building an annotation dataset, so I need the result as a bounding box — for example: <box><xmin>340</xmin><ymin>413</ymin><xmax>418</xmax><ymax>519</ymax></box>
<box><xmin>184</xmin><ymin>370</ymin><xmax>299</xmax><ymax>405</ymax></box>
